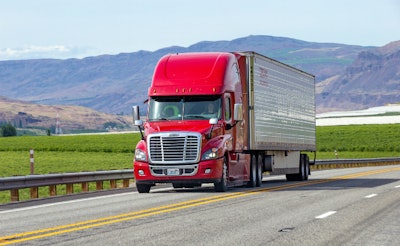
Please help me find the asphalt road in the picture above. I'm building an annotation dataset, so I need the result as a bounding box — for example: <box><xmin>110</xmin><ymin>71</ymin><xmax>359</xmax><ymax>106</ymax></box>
<box><xmin>1</xmin><ymin>165</ymin><xmax>399</xmax><ymax>245</ymax></box>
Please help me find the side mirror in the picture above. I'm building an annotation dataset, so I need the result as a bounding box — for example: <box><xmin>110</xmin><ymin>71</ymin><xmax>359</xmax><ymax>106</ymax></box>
<box><xmin>207</xmin><ymin>118</ymin><xmax>218</xmax><ymax>140</ymax></box>
<box><xmin>134</xmin><ymin>120</ymin><xmax>143</xmax><ymax>126</ymax></box>
<box><xmin>209</xmin><ymin>118</ymin><xmax>218</xmax><ymax>125</ymax></box>
<box><xmin>132</xmin><ymin>105</ymin><xmax>145</xmax><ymax>140</ymax></box>
<box><xmin>132</xmin><ymin>105</ymin><xmax>140</xmax><ymax>122</ymax></box>
<box><xmin>233</xmin><ymin>103</ymin><xmax>243</xmax><ymax>121</ymax></box>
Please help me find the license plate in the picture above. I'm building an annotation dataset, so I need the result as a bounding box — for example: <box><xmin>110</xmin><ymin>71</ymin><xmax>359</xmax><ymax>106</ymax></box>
<box><xmin>167</xmin><ymin>168</ymin><xmax>180</xmax><ymax>176</ymax></box>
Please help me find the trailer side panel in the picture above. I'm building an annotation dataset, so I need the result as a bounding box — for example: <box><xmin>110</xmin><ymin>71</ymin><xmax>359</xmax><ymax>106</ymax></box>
<box><xmin>246</xmin><ymin>52</ymin><xmax>316</xmax><ymax>151</ymax></box>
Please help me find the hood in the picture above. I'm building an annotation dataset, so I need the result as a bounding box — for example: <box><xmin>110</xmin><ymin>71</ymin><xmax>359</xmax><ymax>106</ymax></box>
<box><xmin>144</xmin><ymin>120</ymin><xmax>215</xmax><ymax>136</ymax></box>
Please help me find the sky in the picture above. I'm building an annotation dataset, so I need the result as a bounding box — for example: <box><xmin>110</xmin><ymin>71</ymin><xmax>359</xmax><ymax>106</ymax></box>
<box><xmin>1</xmin><ymin>0</ymin><xmax>399</xmax><ymax>60</ymax></box>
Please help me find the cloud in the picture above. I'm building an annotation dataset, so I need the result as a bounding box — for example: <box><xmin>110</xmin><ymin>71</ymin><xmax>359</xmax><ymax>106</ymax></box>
<box><xmin>0</xmin><ymin>45</ymin><xmax>94</xmax><ymax>61</ymax></box>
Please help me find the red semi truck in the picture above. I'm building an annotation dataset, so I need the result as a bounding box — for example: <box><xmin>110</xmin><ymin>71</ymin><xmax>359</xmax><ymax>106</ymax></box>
<box><xmin>132</xmin><ymin>51</ymin><xmax>316</xmax><ymax>193</ymax></box>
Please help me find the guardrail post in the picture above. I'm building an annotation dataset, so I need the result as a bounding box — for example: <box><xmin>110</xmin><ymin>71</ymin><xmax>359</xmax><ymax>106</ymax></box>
<box><xmin>81</xmin><ymin>182</ymin><xmax>89</xmax><ymax>192</ymax></box>
<box><xmin>49</xmin><ymin>185</ymin><xmax>57</xmax><ymax>196</ymax></box>
<box><xmin>30</xmin><ymin>187</ymin><xmax>38</xmax><ymax>199</ymax></box>
<box><xmin>110</xmin><ymin>180</ymin><xmax>117</xmax><ymax>189</ymax></box>
<box><xmin>66</xmin><ymin>184</ymin><xmax>74</xmax><ymax>194</ymax></box>
<box><xmin>10</xmin><ymin>189</ymin><xmax>19</xmax><ymax>202</ymax></box>
<box><xmin>123</xmin><ymin>179</ymin><xmax>130</xmax><ymax>188</ymax></box>
<box><xmin>96</xmin><ymin>181</ymin><xmax>103</xmax><ymax>190</ymax></box>
<box><xmin>30</xmin><ymin>149</ymin><xmax>35</xmax><ymax>175</ymax></box>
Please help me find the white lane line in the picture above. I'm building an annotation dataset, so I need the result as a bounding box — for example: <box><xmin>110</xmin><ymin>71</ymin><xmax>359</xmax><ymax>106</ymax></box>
<box><xmin>395</xmin><ymin>185</ymin><xmax>400</xmax><ymax>188</ymax></box>
<box><xmin>316</xmin><ymin>211</ymin><xmax>337</xmax><ymax>219</ymax></box>
<box><xmin>365</xmin><ymin>194</ymin><xmax>377</xmax><ymax>198</ymax></box>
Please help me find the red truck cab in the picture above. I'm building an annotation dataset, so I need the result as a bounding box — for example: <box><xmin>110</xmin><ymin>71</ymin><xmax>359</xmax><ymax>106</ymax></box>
<box><xmin>132</xmin><ymin>52</ymin><xmax>250</xmax><ymax>193</ymax></box>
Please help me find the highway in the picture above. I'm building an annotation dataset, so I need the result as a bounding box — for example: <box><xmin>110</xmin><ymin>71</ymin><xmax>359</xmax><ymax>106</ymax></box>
<box><xmin>1</xmin><ymin>165</ymin><xmax>399</xmax><ymax>245</ymax></box>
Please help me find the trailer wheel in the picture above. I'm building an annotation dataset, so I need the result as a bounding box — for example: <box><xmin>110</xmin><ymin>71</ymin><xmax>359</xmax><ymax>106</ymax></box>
<box><xmin>286</xmin><ymin>154</ymin><xmax>308</xmax><ymax>181</ymax></box>
<box><xmin>214</xmin><ymin>157</ymin><xmax>228</xmax><ymax>192</ymax></box>
<box><xmin>303</xmin><ymin>155</ymin><xmax>309</xmax><ymax>181</ymax></box>
<box><xmin>256</xmin><ymin>154</ymin><xmax>263</xmax><ymax>187</ymax></box>
<box><xmin>136</xmin><ymin>183</ymin><xmax>151</xmax><ymax>193</ymax></box>
<box><xmin>247</xmin><ymin>155</ymin><xmax>257</xmax><ymax>187</ymax></box>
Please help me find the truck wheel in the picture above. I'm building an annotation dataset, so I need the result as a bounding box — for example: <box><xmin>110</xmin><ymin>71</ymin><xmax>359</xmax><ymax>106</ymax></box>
<box><xmin>286</xmin><ymin>154</ymin><xmax>307</xmax><ymax>181</ymax></box>
<box><xmin>136</xmin><ymin>183</ymin><xmax>151</xmax><ymax>193</ymax></box>
<box><xmin>172</xmin><ymin>183</ymin><xmax>183</xmax><ymax>189</ymax></box>
<box><xmin>214</xmin><ymin>157</ymin><xmax>228</xmax><ymax>192</ymax></box>
<box><xmin>247</xmin><ymin>155</ymin><xmax>257</xmax><ymax>187</ymax></box>
<box><xmin>256</xmin><ymin>154</ymin><xmax>263</xmax><ymax>187</ymax></box>
<box><xmin>303</xmin><ymin>155</ymin><xmax>309</xmax><ymax>181</ymax></box>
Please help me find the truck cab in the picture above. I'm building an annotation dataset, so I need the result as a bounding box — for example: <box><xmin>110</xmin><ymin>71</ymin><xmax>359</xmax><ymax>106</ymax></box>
<box><xmin>133</xmin><ymin>52</ymin><xmax>248</xmax><ymax>193</ymax></box>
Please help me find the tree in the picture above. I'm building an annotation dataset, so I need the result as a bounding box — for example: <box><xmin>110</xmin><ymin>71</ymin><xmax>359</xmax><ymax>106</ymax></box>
<box><xmin>1</xmin><ymin>123</ymin><xmax>17</xmax><ymax>137</ymax></box>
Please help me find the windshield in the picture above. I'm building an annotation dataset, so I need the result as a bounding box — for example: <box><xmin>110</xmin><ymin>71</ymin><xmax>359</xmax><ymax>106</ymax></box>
<box><xmin>148</xmin><ymin>96</ymin><xmax>221</xmax><ymax>121</ymax></box>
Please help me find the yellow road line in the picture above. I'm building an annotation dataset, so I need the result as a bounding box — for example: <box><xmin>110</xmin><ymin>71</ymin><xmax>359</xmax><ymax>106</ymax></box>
<box><xmin>1</xmin><ymin>166</ymin><xmax>399</xmax><ymax>245</ymax></box>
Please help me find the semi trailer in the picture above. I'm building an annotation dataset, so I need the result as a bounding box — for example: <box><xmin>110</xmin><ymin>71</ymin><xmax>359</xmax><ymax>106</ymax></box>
<box><xmin>132</xmin><ymin>51</ymin><xmax>315</xmax><ymax>193</ymax></box>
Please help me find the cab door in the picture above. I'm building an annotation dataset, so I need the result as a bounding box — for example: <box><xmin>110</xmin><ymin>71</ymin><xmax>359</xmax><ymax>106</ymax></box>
<box><xmin>224</xmin><ymin>94</ymin><xmax>246</xmax><ymax>182</ymax></box>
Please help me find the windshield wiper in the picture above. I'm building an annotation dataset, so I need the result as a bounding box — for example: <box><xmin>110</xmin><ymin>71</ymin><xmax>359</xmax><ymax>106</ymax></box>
<box><xmin>185</xmin><ymin>115</ymin><xmax>207</xmax><ymax>119</ymax></box>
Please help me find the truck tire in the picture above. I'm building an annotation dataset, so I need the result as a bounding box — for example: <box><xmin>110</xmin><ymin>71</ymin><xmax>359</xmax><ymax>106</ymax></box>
<box><xmin>256</xmin><ymin>154</ymin><xmax>263</xmax><ymax>187</ymax></box>
<box><xmin>214</xmin><ymin>157</ymin><xmax>228</xmax><ymax>192</ymax></box>
<box><xmin>247</xmin><ymin>155</ymin><xmax>257</xmax><ymax>187</ymax></box>
<box><xmin>304</xmin><ymin>155</ymin><xmax>309</xmax><ymax>181</ymax></box>
<box><xmin>136</xmin><ymin>183</ymin><xmax>151</xmax><ymax>193</ymax></box>
<box><xmin>286</xmin><ymin>154</ymin><xmax>308</xmax><ymax>181</ymax></box>
<box><xmin>172</xmin><ymin>183</ymin><xmax>183</xmax><ymax>189</ymax></box>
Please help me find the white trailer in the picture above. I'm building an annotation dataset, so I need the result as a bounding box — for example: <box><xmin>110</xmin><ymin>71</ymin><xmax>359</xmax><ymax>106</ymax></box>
<box><xmin>239</xmin><ymin>51</ymin><xmax>316</xmax><ymax>180</ymax></box>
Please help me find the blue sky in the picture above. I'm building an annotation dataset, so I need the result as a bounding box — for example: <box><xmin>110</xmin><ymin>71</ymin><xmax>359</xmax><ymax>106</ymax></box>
<box><xmin>1</xmin><ymin>0</ymin><xmax>399</xmax><ymax>60</ymax></box>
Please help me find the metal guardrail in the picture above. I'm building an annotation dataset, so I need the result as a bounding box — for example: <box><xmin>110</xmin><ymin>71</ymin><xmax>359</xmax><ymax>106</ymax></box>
<box><xmin>312</xmin><ymin>157</ymin><xmax>400</xmax><ymax>169</ymax></box>
<box><xmin>0</xmin><ymin>170</ymin><xmax>133</xmax><ymax>202</ymax></box>
<box><xmin>1</xmin><ymin>158</ymin><xmax>400</xmax><ymax>203</ymax></box>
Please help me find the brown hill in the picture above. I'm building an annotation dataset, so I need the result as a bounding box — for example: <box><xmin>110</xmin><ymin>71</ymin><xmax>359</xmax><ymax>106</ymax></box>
<box><xmin>0</xmin><ymin>96</ymin><xmax>132</xmax><ymax>132</ymax></box>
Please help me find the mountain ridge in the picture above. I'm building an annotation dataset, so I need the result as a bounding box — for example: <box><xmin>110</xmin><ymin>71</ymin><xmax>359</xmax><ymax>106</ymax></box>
<box><xmin>1</xmin><ymin>35</ymin><xmax>398</xmax><ymax>119</ymax></box>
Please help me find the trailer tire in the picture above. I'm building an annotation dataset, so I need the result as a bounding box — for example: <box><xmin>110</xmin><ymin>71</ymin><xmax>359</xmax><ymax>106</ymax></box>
<box><xmin>256</xmin><ymin>154</ymin><xmax>263</xmax><ymax>187</ymax></box>
<box><xmin>286</xmin><ymin>154</ymin><xmax>306</xmax><ymax>181</ymax></box>
<box><xmin>136</xmin><ymin>183</ymin><xmax>151</xmax><ymax>193</ymax></box>
<box><xmin>247</xmin><ymin>155</ymin><xmax>257</xmax><ymax>187</ymax></box>
<box><xmin>303</xmin><ymin>155</ymin><xmax>309</xmax><ymax>181</ymax></box>
<box><xmin>214</xmin><ymin>157</ymin><xmax>228</xmax><ymax>192</ymax></box>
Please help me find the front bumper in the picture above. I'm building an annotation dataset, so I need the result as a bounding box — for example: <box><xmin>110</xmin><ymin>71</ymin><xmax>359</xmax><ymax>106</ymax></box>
<box><xmin>134</xmin><ymin>158</ymin><xmax>224</xmax><ymax>184</ymax></box>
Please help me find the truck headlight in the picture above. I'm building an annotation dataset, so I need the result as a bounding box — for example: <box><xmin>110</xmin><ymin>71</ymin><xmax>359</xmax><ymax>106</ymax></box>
<box><xmin>135</xmin><ymin>149</ymin><xmax>147</xmax><ymax>161</ymax></box>
<box><xmin>201</xmin><ymin>148</ymin><xmax>219</xmax><ymax>160</ymax></box>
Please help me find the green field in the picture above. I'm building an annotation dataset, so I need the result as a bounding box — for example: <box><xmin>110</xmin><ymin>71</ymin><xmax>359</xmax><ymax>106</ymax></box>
<box><xmin>1</xmin><ymin>124</ymin><xmax>399</xmax><ymax>203</ymax></box>
<box><xmin>316</xmin><ymin>124</ymin><xmax>400</xmax><ymax>159</ymax></box>
<box><xmin>1</xmin><ymin>124</ymin><xmax>400</xmax><ymax>176</ymax></box>
<box><xmin>0</xmin><ymin>133</ymin><xmax>141</xmax><ymax>177</ymax></box>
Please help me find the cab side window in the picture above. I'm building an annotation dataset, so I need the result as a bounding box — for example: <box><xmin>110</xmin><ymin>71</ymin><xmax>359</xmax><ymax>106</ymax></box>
<box><xmin>224</xmin><ymin>97</ymin><xmax>231</xmax><ymax>121</ymax></box>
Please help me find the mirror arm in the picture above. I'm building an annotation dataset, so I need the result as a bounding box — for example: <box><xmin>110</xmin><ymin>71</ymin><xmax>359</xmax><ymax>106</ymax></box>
<box><xmin>138</xmin><ymin>125</ymin><xmax>145</xmax><ymax>140</ymax></box>
<box><xmin>207</xmin><ymin>124</ymin><xmax>214</xmax><ymax>140</ymax></box>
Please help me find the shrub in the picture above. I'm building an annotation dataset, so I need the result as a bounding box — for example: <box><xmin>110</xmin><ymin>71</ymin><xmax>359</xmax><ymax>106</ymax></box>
<box><xmin>1</xmin><ymin>123</ymin><xmax>17</xmax><ymax>137</ymax></box>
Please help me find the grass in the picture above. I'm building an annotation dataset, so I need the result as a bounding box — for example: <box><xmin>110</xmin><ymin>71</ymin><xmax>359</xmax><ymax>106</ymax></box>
<box><xmin>0</xmin><ymin>133</ymin><xmax>142</xmax><ymax>177</ymax></box>
<box><xmin>316</xmin><ymin>124</ymin><xmax>400</xmax><ymax>153</ymax></box>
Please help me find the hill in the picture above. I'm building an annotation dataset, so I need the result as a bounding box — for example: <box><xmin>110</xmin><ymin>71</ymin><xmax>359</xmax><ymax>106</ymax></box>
<box><xmin>317</xmin><ymin>41</ymin><xmax>400</xmax><ymax>112</ymax></box>
<box><xmin>0</xmin><ymin>35</ymin><xmax>373</xmax><ymax>115</ymax></box>
<box><xmin>0</xmin><ymin>96</ymin><xmax>132</xmax><ymax>133</ymax></box>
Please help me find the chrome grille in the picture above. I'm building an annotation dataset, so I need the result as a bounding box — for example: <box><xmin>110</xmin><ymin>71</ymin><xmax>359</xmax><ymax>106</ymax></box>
<box><xmin>148</xmin><ymin>132</ymin><xmax>201</xmax><ymax>164</ymax></box>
